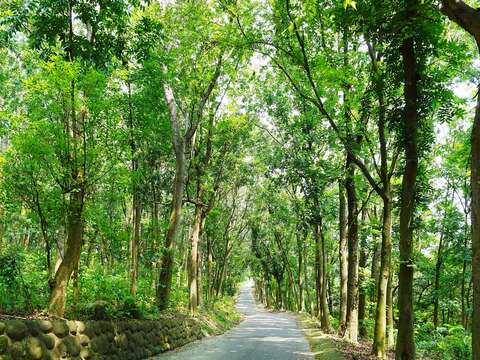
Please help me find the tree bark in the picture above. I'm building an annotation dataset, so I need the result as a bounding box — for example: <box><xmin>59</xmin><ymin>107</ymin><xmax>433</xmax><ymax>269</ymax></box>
<box><xmin>188</xmin><ymin>201</ymin><xmax>203</xmax><ymax>313</ymax></box>
<box><xmin>297</xmin><ymin>229</ymin><xmax>305</xmax><ymax>312</ymax></box>
<box><xmin>471</xmin><ymin>80</ymin><xmax>480</xmax><ymax>360</ymax></box>
<box><xmin>157</xmin><ymin>80</ymin><xmax>186</xmax><ymax>311</ymax></box>
<box><xmin>395</xmin><ymin>1</ymin><xmax>418</xmax><ymax>356</ymax></box>
<box><xmin>359</xmin><ymin>210</ymin><xmax>368</xmax><ymax>338</ymax></box>
<box><xmin>345</xmin><ymin>152</ymin><xmax>359</xmax><ymax>342</ymax></box>
<box><xmin>319</xmin><ymin>220</ymin><xmax>331</xmax><ymax>331</ymax></box>
<box><xmin>339</xmin><ymin>179</ymin><xmax>348</xmax><ymax>332</ymax></box>
<box><xmin>387</xmin><ymin>272</ymin><xmax>394</xmax><ymax>348</ymax></box>
<box><xmin>48</xmin><ymin>190</ymin><xmax>85</xmax><ymax>316</ymax></box>
<box><xmin>433</xmin><ymin>221</ymin><xmax>445</xmax><ymax>328</ymax></box>
<box><xmin>130</xmin><ymin>194</ymin><xmax>141</xmax><ymax>297</ymax></box>
<box><xmin>373</xmin><ymin>194</ymin><xmax>393</xmax><ymax>357</ymax></box>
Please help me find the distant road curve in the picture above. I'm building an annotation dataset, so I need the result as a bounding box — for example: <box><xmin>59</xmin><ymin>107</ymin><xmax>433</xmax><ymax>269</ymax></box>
<box><xmin>153</xmin><ymin>280</ymin><xmax>313</xmax><ymax>360</ymax></box>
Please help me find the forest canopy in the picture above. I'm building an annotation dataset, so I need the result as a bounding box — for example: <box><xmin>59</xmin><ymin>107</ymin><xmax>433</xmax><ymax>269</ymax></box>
<box><xmin>0</xmin><ymin>0</ymin><xmax>480</xmax><ymax>359</ymax></box>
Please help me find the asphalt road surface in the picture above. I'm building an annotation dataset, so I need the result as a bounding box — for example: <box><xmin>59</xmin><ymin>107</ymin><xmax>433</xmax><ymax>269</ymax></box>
<box><xmin>154</xmin><ymin>280</ymin><xmax>313</xmax><ymax>360</ymax></box>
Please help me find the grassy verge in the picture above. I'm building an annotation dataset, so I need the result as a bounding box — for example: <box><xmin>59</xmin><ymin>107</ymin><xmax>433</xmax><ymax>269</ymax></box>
<box><xmin>197</xmin><ymin>296</ymin><xmax>242</xmax><ymax>336</ymax></box>
<box><xmin>296</xmin><ymin>313</ymin><xmax>345</xmax><ymax>360</ymax></box>
<box><xmin>296</xmin><ymin>313</ymin><xmax>399</xmax><ymax>360</ymax></box>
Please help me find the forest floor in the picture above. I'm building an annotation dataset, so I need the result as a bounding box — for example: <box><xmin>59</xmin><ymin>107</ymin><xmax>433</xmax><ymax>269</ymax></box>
<box><xmin>296</xmin><ymin>314</ymin><xmax>395</xmax><ymax>360</ymax></box>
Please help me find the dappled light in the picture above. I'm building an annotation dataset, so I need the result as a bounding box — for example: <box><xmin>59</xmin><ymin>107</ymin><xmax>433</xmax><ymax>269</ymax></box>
<box><xmin>155</xmin><ymin>283</ymin><xmax>313</xmax><ymax>359</ymax></box>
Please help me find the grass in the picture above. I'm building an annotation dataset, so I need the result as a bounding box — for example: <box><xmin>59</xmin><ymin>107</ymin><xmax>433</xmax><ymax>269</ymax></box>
<box><xmin>197</xmin><ymin>296</ymin><xmax>242</xmax><ymax>336</ymax></box>
<box><xmin>296</xmin><ymin>313</ymin><xmax>345</xmax><ymax>360</ymax></box>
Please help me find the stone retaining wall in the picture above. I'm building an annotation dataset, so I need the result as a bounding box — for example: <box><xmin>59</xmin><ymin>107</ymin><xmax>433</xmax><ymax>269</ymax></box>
<box><xmin>0</xmin><ymin>316</ymin><xmax>203</xmax><ymax>360</ymax></box>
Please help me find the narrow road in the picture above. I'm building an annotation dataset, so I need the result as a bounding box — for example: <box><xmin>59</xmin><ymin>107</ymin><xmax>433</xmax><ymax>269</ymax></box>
<box><xmin>154</xmin><ymin>281</ymin><xmax>313</xmax><ymax>360</ymax></box>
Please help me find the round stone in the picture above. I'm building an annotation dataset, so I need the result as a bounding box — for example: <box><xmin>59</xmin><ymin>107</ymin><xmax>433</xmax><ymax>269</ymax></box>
<box><xmin>52</xmin><ymin>321</ymin><xmax>69</xmax><ymax>338</ymax></box>
<box><xmin>62</xmin><ymin>336</ymin><xmax>81</xmax><ymax>356</ymax></box>
<box><xmin>76</xmin><ymin>321</ymin><xmax>86</xmax><ymax>334</ymax></box>
<box><xmin>39</xmin><ymin>333</ymin><xmax>56</xmax><ymax>350</ymax></box>
<box><xmin>37</xmin><ymin>320</ymin><xmax>53</xmax><ymax>333</ymax></box>
<box><xmin>0</xmin><ymin>335</ymin><xmax>9</xmax><ymax>354</ymax></box>
<box><xmin>6</xmin><ymin>320</ymin><xmax>28</xmax><ymax>341</ymax></box>
<box><xmin>26</xmin><ymin>337</ymin><xmax>44</xmax><ymax>359</ymax></box>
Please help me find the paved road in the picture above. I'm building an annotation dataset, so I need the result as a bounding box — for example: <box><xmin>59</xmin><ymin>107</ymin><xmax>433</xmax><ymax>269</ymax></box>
<box><xmin>154</xmin><ymin>280</ymin><xmax>313</xmax><ymax>360</ymax></box>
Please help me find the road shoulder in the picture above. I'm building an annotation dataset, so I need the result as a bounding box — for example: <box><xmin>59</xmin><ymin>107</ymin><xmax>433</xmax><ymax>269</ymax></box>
<box><xmin>296</xmin><ymin>313</ymin><xmax>345</xmax><ymax>360</ymax></box>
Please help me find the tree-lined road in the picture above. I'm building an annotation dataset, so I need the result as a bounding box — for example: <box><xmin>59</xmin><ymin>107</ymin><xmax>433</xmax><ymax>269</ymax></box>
<box><xmin>155</xmin><ymin>281</ymin><xmax>313</xmax><ymax>360</ymax></box>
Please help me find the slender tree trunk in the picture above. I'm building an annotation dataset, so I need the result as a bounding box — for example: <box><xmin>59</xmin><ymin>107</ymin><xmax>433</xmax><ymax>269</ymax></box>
<box><xmin>188</xmin><ymin>202</ymin><xmax>203</xmax><ymax>313</ymax></box>
<box><xmin>157</xmin><ymin>81</ymin><xmax>186</xmax><ymax>311</ymax></box>
<box><xmin>127</xmin><ymin>77</ymin><xmax>141</xmax><ymax>298</ymax></box>
<box><xmin>395</xmin><ymin>2</ymin><xmax>418</xmax><ymax>356</ymax></box>
<box><xmin>433</xmin><ymin>229</ymin><xmax>444</xmax><ymax>328</ymax></box>
<box><xmin>371</xmin><ymin>240</ymin><xmax>380</xmax><ymax>313</ymax></box>
<box><xmin>130</xmin><ymin>194</ymin><xmax>141</xmax><ymax>297</ymax></box>
<box><xmin>345</xmin><ymin>153</ymin><xmax>359</xmax><ymax>342</ymax></box>
<box><xmin>48</xmin><ymin>190</ymin><xmax>85</xmax><ymax>316</ymax></box>
<box><xmin>297</xmin><ymin>229</ymin><xmax>305</xmax><ymax>312</ymax></box>
<box><xmin>314</xmin><ymin>224</ymin><xmax>322</xmax><ymax>319</ymax></box>
<box><xmin>461</xmin><ymin>220</ymin><xmax>468</xmax><ymax>329</ymax></box>
<box><xmin>359</xmin><ymin>211</ymin><xmax>368</xmax><ymax>338</ymax></box>
<box><xmin>319</xmin><ymin>221</ymin><xmax>331</xmax><ymax>332</ymax></box>
<box><xmin>373</xmin><ymin>194</ymin><xmax>393</xmax><ymax>357</ymax></box>
<box><xmin>387</xmin><ymin>273</ymin><xmax>395</xmax><ymax>348</ymax></box>
<box><xmin>339</xmin><ymin>180</ymin><xmax>348</xmax><ymax>332</ymax></box>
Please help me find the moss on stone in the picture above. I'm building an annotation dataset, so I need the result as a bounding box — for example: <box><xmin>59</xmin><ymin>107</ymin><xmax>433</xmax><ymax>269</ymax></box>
<box><xmin>6</xmin><ymin>320</ymin><xmax>28</xmax><ymax>341</ymax></box>
<box><xmin>10</xmin><ymin>340</ymin><xmax>25</xmax><ymax>358</ymax></box>
<box><xmin>26</xmin><ymin>337</ymin><xmax>43</xmax><ymax>360</ymax></box>
<box><xmin>66</xmin><ymin>320</ymin><xmax>78</xmax><ymax>335</ymax></box>
<box><xmin>39</xmin><ymin>333</ymin><xmax>56</xmax><ymax>350</ymax></box>
<box><xmin>62</xmin><ymin>336</ymin><xmax>81</xmax><ymax>356</ymax></box>
<box><xmin>25</xmin><ymin>322</ymin><xmax>41</xmax><ymax>337</ymax></box>
<box><xmin>36</xmin><ymin>321</ymin><xmax>53</xmax><ymax>334</ymax></box>
<box><xmin>0</xmin><ymin>335</ymin><xmax>9</xmax><ymax>354</ymax></box>
<box><xmin>91</xmin><ymin>335</ymin><xmax>111</xmax><ymax>354</ymax></box>
<box><xmin>52</xmin><ymin>321</ymin><xmax>69</xmax><ymax>338</ymax></box>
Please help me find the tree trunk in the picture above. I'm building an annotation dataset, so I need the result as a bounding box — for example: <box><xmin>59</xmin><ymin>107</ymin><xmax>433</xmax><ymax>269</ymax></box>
<box><xmin>157</xmin><ymin>80</ymin><xmax>186</xmax><ymax>311</ymax></box>
<box><xmin>433</xmin><ymin>228</ymin><xmax>444</xmax><ymax>328</ymax></box>
<box><xmin>48</xmin><ymin>190</ymin><xmax>85</xmax><ymax>316</ymax></box>
<box><xmin>471</xmin><ymin>79</ymin><xmax>480</xmax><ymax>360</ymax></box>
<box><xmin>395</xmin><ymin>2</ymin><xmax>418</xmax><ymax>356</ymax></box>
<box><xmin>371</xmin><ymin>240</ymin><xmax>380</xmax><ymax>313</ymax></box>
<box><xmin>188</xmin><ymin>201</ymin><xmax>203</xmax><ymax>313</ymax></box>
<box><xmin>319</xmin><ymin>221</ymin><xmax>331</xmax><ymax>332</ymax></box>
<box><xmin>373</xmin><ymin>194</ymin><xmax>393</xmax><ymax>357</ymax></box>
<box><xmin>345</xmin><ymin>153</ymin><xmax>359</xmax><ymax>342</ymax></box>
<box><xmin>359</xmin><ymin>210</ymin><xmax>368</xmax><ymax>338</ymax></box>
<box><xmin>339</xmin><ymin>180</ymin><xmax>348</xmax><ymax>332</ymax></box>
<box><xmin>297</xmin><ymin>230</ymin><xmax>305</xmax><ymax>312</ymax></box>
<box><xmin>387</xmin><ymin>272</ymin><xmax>395</xmax><ymax>348</ymax></box>
<box><xmin>130</xmin><ymin>194</ymin><xmax>141</xmax><ymax>297</ymax></box>
<box><xmin>314</xmin><ymin>223</ymin><xmax>322</xmax><ymax>319</ymax></box>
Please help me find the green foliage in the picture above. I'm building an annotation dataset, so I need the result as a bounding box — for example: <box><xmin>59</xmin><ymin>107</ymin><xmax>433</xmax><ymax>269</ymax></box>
<box><xmin>0</xmin><ymin>247</ymin><xmax>48</xmax><ymax>313</ymax></box>
<box><xmin>417</xmin><ymin>323</ymin><xmax>472</xmax><ymax>359</ymax></box>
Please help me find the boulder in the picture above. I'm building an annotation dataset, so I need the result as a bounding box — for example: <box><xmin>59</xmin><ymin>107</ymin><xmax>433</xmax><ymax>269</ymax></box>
<box><xmin>37</xmin><ymin>320</ymin><xmax>53</xmax><ymax>333</ymax></box>
<box><xmin>0</xmin><ymin>335</ymin><xmax>9</xmax><ymax>354</ymax></box>
<box><xmin>52</xmin><ymin>321</ymin><xmax>69</xmax><ymax>338</ymax></box>
<box><xmin>6</xmin><ymin>320</ymin><xmax>28</xmax><ymax>341</ymax></box>
<box><xmin>39</xmin><ymin>333</ymin><xmax>56</xmax><ymax>350</ymax></box>
<box><xmin>67</xmin><ymin>320</ymin><xmax>78</xmax><ymax>335</ymax></box>
<box><xmin>26</xmin><ymin>337</ymin><xmax>44</xmax><ymax>360</ymax></box>
<box><xmin>62</xmin><ymin>336</ymin><xmax>81</xmax><ymax>356</ymax></box>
